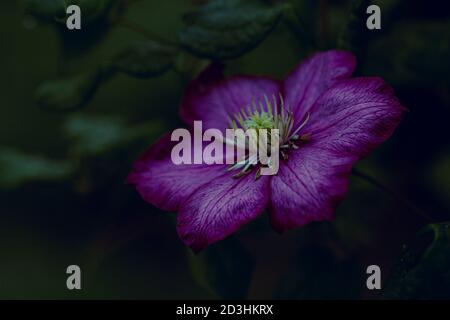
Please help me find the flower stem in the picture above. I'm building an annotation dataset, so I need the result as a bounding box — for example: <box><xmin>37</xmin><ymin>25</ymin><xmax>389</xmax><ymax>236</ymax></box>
<box><xmin>351</xmin><ymin>168</ymin><xmax>433</xmax><ymax>221</ymax></box>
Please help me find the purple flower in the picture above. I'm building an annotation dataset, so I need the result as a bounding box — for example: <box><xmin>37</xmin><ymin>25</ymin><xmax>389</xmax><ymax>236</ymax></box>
<box><xmin>128</xmin><ymin>50</ymin><xmax>406</xmax><ymax>252</ymax></box>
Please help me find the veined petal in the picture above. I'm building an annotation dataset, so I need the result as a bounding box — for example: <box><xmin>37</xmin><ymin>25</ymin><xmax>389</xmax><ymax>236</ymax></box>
<box><xmin>283</xmin><ymin>50</ymin><xmax>356</xmax><ymax>126</ymax></box>
<box><xmin>127</xmin><ymin>133</ymin><xmax>226</xmax><ymax>211</ymax></box>
<box><xmin>305</xmin><ymin>77</ymin><xmax>407</xmax><ymax>158</ymax></box>
<box><xmin>270</xmin><ymin>77</ymin><xmax>405</xmax><ymax>232</ymax></box>
<box><xmin>177</xmin><ymin>173</ymin><xmax>270</xmax><ymax>252</ymax></box>
<box><xmin>270</xmin><ymin>145</ymin><xmax>356</xmax><ymax>232</ymax></box>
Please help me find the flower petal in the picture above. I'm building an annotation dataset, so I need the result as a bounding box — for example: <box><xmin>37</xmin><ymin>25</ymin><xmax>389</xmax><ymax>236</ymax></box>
<box><xmin>305</xmin><ymin>77</ymin><xmax>407</xmax><ymax>158</ymax></box>
<box><xmin>127</xmin><ymin>133</ymin><xmax>225</xmax><ymax>211</ymax></box>
<box><xmin>177</xmin><ymin>173</ymin><xmax>270</xmax><ymax>252</ymax></box>
<box><xmin>270</xmin><ymin>146</ymin><xmax>356</xmax><ymax>232</ymax></box>
<box><xmin>180</xmin><ymin>71</ymin><xmax>280</xmax><ymax>132</ymax></box>
<box><xmin>283</xmin><ymin>50</ymin><xmax>356</xmax><ymax>125</ymax></box>
<box><xmin>270</xmin><ymin>77</ymin><xmax>405</xmax><ymax>232</ymax></box>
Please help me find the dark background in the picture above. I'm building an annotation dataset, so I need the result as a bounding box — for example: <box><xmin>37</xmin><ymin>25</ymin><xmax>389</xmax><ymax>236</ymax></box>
<box><xmin>0</xmin><ymin>0</ymin><xmax>449</xmax><ymax>299</ymax></box>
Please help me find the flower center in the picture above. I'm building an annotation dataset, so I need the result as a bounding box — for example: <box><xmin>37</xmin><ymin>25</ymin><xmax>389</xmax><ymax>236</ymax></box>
<box><xmin>227</xmin><ymin>94</ymin><xmax>311</xmax><ymax>179</ymax></box>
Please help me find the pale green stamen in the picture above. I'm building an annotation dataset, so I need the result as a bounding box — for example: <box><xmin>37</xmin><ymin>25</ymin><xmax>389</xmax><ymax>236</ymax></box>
<box><xmin>227</xmin><ymin>94</ymin><xmax>311</xmax><ymax>179</ymax></box>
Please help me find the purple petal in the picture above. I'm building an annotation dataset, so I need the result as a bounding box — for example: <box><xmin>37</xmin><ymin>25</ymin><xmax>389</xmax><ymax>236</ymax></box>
<box><xmin>127</xmin><ymin>133</ymin><xmax>226</xmax><ymax>211</ymax></box>
<box><xmin>177</xmin><ymin>173</ymin><xmax>270</xmax><ymax>252</ymax></box>
<box><xmin>270</xmin><ymin>77</ymin><xmax>406</xmax><ymax>232</ymax></box>
<box><xmin>283</xmin><ymin>50</ymin><xmax>356</xmax><ymax>125</ymax></box>
<box><xmin>305</xmin><ymin>77</ymin><xmax>407</xmax><ymax>158</ymax></box>
<box><xmin>270</xmin><ymin>146</ymin><xmax>356</xmax><ymax>232</ymax></box>
<box><xmin>180</xmin><ymin>72</ymin><xmax>280</xmax><ymax>132</ymax></box>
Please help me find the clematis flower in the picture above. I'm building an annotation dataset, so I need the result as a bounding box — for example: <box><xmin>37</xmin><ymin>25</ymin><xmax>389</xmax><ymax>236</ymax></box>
<box><xmin>128</xmin><ymin>50</ymin><xmax>406</xmax><ymax>252</ymax></box>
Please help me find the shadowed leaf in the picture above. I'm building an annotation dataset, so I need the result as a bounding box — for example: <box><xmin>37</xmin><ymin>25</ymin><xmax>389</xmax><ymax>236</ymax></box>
<box><xmin>383</xmin><ymin>222</ymin><xmax>450</xmax><ymax>299</ymax></box>
<box><xmin>22</xmin><ymin>0</ymin><xmax>66</xmax><ymax>22</ymax></box>
<box><xmin>0</xmin><ymin>148</ymin><xmax>73</xmax><ymax>189</ymax></box>
<box><xmin>64</xmin><ymin>115</ymin><xmax>166</xmax><ymax>157</ymax></box>
<box><xmin>111</xmin><ymin>41</ymin><xmax>177</xmax><ymax>78</ymax></box>
<box><xmin>179</xmin><ymin>0</ymin><xmax>284</xmax><ymax>60</ymax></box>
<box><xmin>35</xmin><ymin>68</ymin><xmax>111</xmax><ymax>111</ymax></box>
<box><xmin>23</xmin><ymin>0</ymin><xmax>117</xmax><ymax>25</ymax></box>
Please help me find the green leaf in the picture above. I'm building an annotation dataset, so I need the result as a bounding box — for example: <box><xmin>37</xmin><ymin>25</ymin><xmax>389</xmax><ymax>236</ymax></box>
<box><xmin>69</xmin><ymin>0</ymin><xmax>118</xmax><ymax>25</ymax></box>
<box><xmin>35</xmin><ymin>68</ymin><xmax>111</xmax><ymax>111</ymax></box>
<box><xmin>0</xmin><ymin>148</ymin><xmax>73</xmax><ymax>189</ymax></box>
<box><xmin>64</xmin><ymin>115</ymin><xmax>166</xmax><ymax>157</ymax></box>
<box><xmin>23</xmin><ymin>0</ymin><xmax>118</xmax><ymax>55</ymax></box>
<box><xmin>111</xmin><ymin>41</ymin><xmax>177</xmax><ymax>78</ymax></box>
<box><xmin>35</xmin><ymin>39</ymin><xmax>177</xmax><ymax>111</ymax></box>
<box><xmin>383</xmin><ymin>222</ymin><xmax>450</xmax><ymax>299</ymax></box>
<box><xmin>22</xmin><ymin>0</ymin><xmax>66</xmax><ymax>21</ymax></box>
<box><xmin>187</xmin><ymin>237</ymin><xmax>254</xmax><ymax>299</ymax></box>
<box><xmin>23</xmin><ymin>0</ymin><xmax>117</xmax><ymax>25</ymax></box>
<box><xmin>179</xmin><ymin>0</ymin><xmax>284</xmax><ymax>60</ymax></box>
<box><xmin>273</xmin><ymin>245</ymin><xmax>360</xmax><ymax>299</ymax></box>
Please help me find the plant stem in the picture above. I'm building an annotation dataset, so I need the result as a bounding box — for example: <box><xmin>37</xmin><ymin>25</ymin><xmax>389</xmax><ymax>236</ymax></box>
<box><xmin>116</xmin><ymin>17</ymin><xmax>179</xmax><ymax>47</ymax></box>
<box><xmin>352</xmin><ymin>168</ymin><xmax>433</xmax><ymax>221</ymax></box>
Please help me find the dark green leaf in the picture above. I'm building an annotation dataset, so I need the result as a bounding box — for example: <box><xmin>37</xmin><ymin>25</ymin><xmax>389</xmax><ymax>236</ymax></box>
<box><xmin>179</xmin><ymin>0</ymin><xmax>284</xmax><ymax>60</ymax></box>
<box><xmin>22</xmin><ymin>0</ymin><xmax>66</xmax><ymax>21</ymax></box>
<box><xmin>23</xmin><ymin>0</ymin><xmax>117</xmax><ymax>25</ymax></box>
<box><xmin>111</xmin><ymin>41</ymin><xmax>177</xmax><ymax>78</ymax></box>
<box><xmin>23</xmin><ymin>0</ymin><xmax>118</xmax><ymax>55</ymax></box>
<box><xmin>187</xmin><ymin>237</ymin><xmax>254</xmax><ymax>299</ymax></box>
<box><xmin>70</xmin><ymin>0</ymin><xmax>118</xmax><ymax>25</ymax></box>
<box><xmin>0</xmin><ymin>148</ymin><xmax>73</xmax><ymax>189</ymax></box>
<box><xmin>36</xmin><ymin>39</ymin><xmax>177</xmax><ymax>111</ymax></box>
<box><xmin>35</xmin><ymin>68</ymin><xmax>111</xmax><ymax>111</ymax></box>
<box><xmin>383</xmin><ymin>222</ymin><xmax>450</xmax><ymax>299</ymax></box>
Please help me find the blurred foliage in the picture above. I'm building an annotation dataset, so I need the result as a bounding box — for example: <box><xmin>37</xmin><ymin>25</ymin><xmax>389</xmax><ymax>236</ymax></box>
<box><xmin>365</xmin><ymin>20</ymin><xmax>450</xmax><ymax>87</ymax></box>
<box><xmin>36</xmin><ymin>39</ymin><xmax>178</xmax><ymax>111</ymax></box>
<box><xmin>27</xmin><ymin>0</ymin><xmax>288</xmax><ymax>110</ymax></box>
<box><xmin>383</xmin><ymin>223</ymin><xmax>450</xmax><ymax>299</ymax></box>
<box><xmin>22</xmin><ymin>0</ymin><xmax>67</xmax><ymax>22</ymax></box>
<box><xmin>0</xmin><ymin>113</ymin><xmax>164</xmax><ymax>192</ymax></box>
<box><xmin>179</xmin><ymin>0</ymin><xmax>284</xmax><ymax>60</ymax></box>
<box><xmin>35</xmin><ymin>68</ymin><xmax>111</xmax><ymax>111</ymax></box>
<box><xmin>64</xmin><ymin>114</ymin><xmax>165</xmax><ymax>157</ymax></box>
<box><xmin>22</xmin><ymin>0</ymin><xmax>117</xmax><ymax>25</ymax></box>
<box><xmin>0</xmin><ymin>148</ymin><xmax>73</xmax><ymax>189</ymax></box>
<box><xmin>111</xmin><ymin>40</ymin><xmax>178</xmax><ymax>79</ymax></box>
